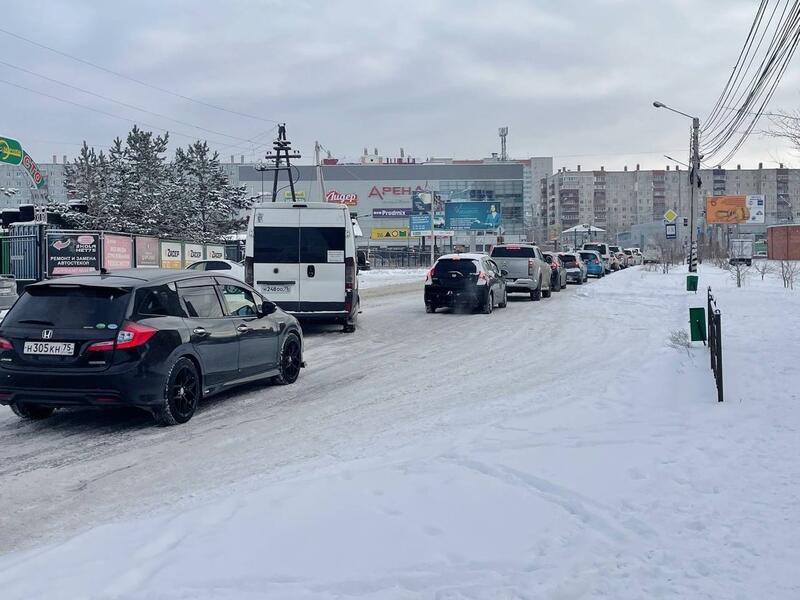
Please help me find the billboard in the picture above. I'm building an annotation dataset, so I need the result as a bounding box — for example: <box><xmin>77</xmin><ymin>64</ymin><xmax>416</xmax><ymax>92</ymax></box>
<box><xmin>185</xmin><ymin>243</ymin><xmax>204</xmax><ymax>264</ymax></box>
<box><xmin>102</xmin><ymin>234</ymin><xmax>133</xmax><ymax>269</ymax></box>
<box><xmin>135</xmin><ymin>236</ymin><xmax>160</xmax><ymax>267</ymax></box>
<box><xmin>370</xmin><ymin>228</ymin><xmax>410</xmax><ymax>240</ymax></box>
<box><xmin>409</xmin><ymin>214</ymin><xmax>431</xmax><ymax>235</ymax></box>
<box><xmin>205</xmin><ymin>244</ymin><xmax>225</xmax><ymax>260</ymax></box>
<box><xmin>705</xmin><ymin>195</ymin><xmax>765</xmax><ymax>224</ymax></box>
<box><xmin>445</xmin><ymin>201</ymin><xmax>502</xmax><ymax>230</ymax></box>
<box><xmin>47</xmin><ymin>233</ymin><xmax>99</xmax><ymax>276</ymax></box>
<box><xmin>325</xmin><ymin>190</ymin><xmax>358</xmax><ymax>205</ymax></box>
<box><xmin>160</xmin><ymin>241</ymin><xmax>183</xmax><ymax>269</ymax></box>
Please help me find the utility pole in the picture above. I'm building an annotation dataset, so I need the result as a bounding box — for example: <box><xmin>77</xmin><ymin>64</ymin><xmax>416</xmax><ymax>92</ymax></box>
<box><xmin>689</xmin><ymin>117</ymin><xmax>700</xmax><ymax>272</ymax></box>
<box><xmin>263</xmin><ymin>124</ymin><xmax>301</xmax><ymax>203</ymax></box>
<box><xmin>314</xmin><ymin>141</ymin><xmax>326</xmax><ymax>202</ymax></box>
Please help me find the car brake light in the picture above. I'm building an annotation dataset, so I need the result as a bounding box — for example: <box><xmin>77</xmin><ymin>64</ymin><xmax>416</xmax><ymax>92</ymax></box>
<box><xmin>477</xmin><ymin>271</ymin><xmax>488</xmax><ymax>284</ymax></box>
<box><xmin>345</xmin><ymin>257</ymin><xmax>355</xmax><ymax>290</ymax></box>
<box><xmin>88</xmin><ymin>322</ymin><xmax>157</xmax><ymax>352</ymax></box>
<box><xmin>550</xmin><ymin>262</ymin><xmax>557</xmax><ymax>271</ymax></box>
<box><xmin>528</xmin><ymin>258</ymin><xmax>534</xmax><ymax>275</ymax></box>
<box><xmin>425</xmin><ymin>267</ymin><xmax>434</xmax><ymax>285</ymax></box>
<box><xmin>0</xmin><ymin>337</ymin><xmax>12</xmax><ymax>350</ymax></box>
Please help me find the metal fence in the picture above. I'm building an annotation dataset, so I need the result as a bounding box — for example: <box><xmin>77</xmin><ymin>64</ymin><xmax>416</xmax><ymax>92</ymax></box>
<box><xmin>0</xmin><ymin>231</ymin><xmax>42</xmax><ymax>284</ymax></box>
<box><xmin>707</xmin><ymin>287</ymin><xmax>724</xmax><ymax>403</ymax></box>
<box><xmin>362</xmin><ymin>248</ymin><xmax>440</xmax><ymax>269</ymax></box>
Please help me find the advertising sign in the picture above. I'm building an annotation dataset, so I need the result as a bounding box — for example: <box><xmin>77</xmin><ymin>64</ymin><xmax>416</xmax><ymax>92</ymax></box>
<box><xmin>372</xmin><ymin>208</ymin><xmax>412</xmax><ymax>218</ymax></box>
<box><xmin>370</xmin><ymin>228</ymin><xmax>410</xmax><ymax>240</ymax></box>
<box><xmin>184</xmin><ymin>243</ymin><xmax>204</xmax><ymax>264</ymax></box>
<box><xmin>205</xmin><ymin>244</ymin><xmax>225</xmax><ymax>260</ymax></box>
<box><xmin>21</xmin><ymin>152</ymin><xmax>46</xmax><ymax>189</ymax></box>
<box><xmin>0</xmin><ymin>136</ymin><xmax>23</xmax><ymax>166</ymax></box>
<box><xmin>409</xmin><ymin>214</ymin><xmax>431</xmax><ymax>235</ymax></box>
<box><xmin>283</xmin><ymin>190</ymin><xmax>306</xmax><ymax>200</ymax></box>
<box><xmin>705</xmin><ymin>195</ymin><xmax>765</xmax><ymax>224</ymax></box>
<box><xmin>445</xmin><ymin>201</ymin><xmax>502</xmax><ymax>230</ymax></box>
<box><xmin>102</xmin><ymin>234</ymin><xmax>133</xmax><ymax>269</ymax></box>
<box><xmin>47</xmin><ymin>233</ymin><xmax>100</xmax><ymax>275</ymax></box>
<box><xmin>135</xmin><ymin>236</ymin><xmax>160</xmax><ymax>267</ymax></box>
<box><xmin>160</xmin><ymin>241</ymin><xmax>184</xmax><ymax>269</ymax></box>
<box><xmin>325</xmin><ymin>190</ymin><xmax>358</xmax><ymax>205</ymax></box>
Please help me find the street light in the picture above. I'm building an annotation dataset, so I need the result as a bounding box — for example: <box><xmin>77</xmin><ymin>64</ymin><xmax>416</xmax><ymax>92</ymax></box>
<box><xmin>653</xmin><ymin>100</ymin><xmax>700</xmax><ymax>272</ymax></box>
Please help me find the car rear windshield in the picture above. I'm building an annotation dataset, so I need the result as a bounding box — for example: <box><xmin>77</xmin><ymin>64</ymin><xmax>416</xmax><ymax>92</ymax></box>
<box><xmin>490</xmin><ymin>246</ymin><xmax>536</xmax><ymax>258</ymax></box>
<box><xmin>434</xmin><ymin>258</ymin><xmax>479</xmax><ymax>277</ymax></box>
<box><xmin>5</xmin><ymin>285</ymin><xmax>131</xmax><ymax>328</ymax></box>
<box><xmin>561</xmin><ymin>254</ymin><xmax>577</xmax><ymax>263</ymax></box>
<box><xmin>580</xmin><ymin>252</ymin><xmax>598</xmax><ymax>261</ymax></box>
<box><xmin>253</xmin><ymin>226</ymin><xmax>346</xmax><ymax>264</ymax></box>
<box><xmin>583</xmin><ymin>244</ymin><xmax>605</xmax><ymax>254</ymax></box>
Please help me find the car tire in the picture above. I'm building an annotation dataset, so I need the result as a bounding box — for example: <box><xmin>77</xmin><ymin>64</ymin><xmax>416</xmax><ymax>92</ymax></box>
<box><xmin>532</xmin><ymin>278</ymin><xmax>542</xmax><ymax>301</ymax></box>
<box><xmin>482</xmin><ymin>291</ymin><xmax>494</xmax><ymax>314</ymax></box>
<box><xmin>576</xmin><ymin>276</ymin><xmax>583</xmax><ymax>285</ymax></box>
<box><xmin>153</xmin><ymin>357</ymin><xmax>201</xmax><ymax>426</ymax></box>
<box><xmin>499</xmin><ymin>288</ymin><xmax>508</xmax><ymax>308</ymax></box>
<box><xmin>11</xmin><ymin>403</ymin><xmax>55</xmax><ymax>420</ymax></box>
<box><xmin>425</xmin><ymin>303</ymin><xmax>436</xmax><ymax>313</ymax></box>
<box><xmin>275</xmin><ymin>333</ymin><xmax>302</xmax><ymax>385</ymax></box>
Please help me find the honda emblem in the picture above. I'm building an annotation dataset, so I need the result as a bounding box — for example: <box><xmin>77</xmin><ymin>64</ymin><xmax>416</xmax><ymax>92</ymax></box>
<box><xmin>41</xmin><ymin>329</ymin><xmax>53</xmax><ymax>340</ymax></box>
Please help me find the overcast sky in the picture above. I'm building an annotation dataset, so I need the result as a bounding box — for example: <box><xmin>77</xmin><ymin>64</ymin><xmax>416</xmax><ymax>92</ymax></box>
<box><xmin>2</xmin><ymin>0</ymin><xmax>799</xmax><ymax>171</ymax></box>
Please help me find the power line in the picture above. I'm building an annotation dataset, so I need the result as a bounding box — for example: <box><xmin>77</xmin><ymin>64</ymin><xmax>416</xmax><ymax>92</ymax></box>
<box><xmin>0</xmin><ymin>77</ymin><xmax>270</xmax><ymax>151</ymax></box>
<box><xmin>0</xmin><ymin>59</ymin><xmax>260</xmax><ymax>145</ymax></box>
<box><xmin>0</xmin><ymin>26</ymin><xmax>279</xmax><ymax>125</ymax></box>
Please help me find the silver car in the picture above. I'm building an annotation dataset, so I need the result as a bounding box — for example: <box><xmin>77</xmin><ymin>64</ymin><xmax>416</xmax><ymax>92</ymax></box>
<box><xmin>558</xmin><ymin>252</ymin><xmax>588</xmax><ymax>284</ymax></box>
<box><xmin>489</xmin><ymin>243</ymin><xmax>551</xmax><ymax>300</ymax></box>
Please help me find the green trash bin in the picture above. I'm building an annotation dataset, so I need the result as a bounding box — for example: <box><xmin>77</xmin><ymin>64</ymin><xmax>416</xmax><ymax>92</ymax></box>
<box><xmin>689</xmin><ymin>307</ymin><xmax>706</xmax><ymax>342</ymax></box>
<box><xmin>686</xmin><ymin>274</ymin><xmax>699</xmax><ymax>292</ymax></box>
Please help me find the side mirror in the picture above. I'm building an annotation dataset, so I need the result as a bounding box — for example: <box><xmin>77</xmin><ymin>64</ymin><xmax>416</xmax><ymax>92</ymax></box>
<box><xmin>500</xmin><ymin>269</ymin><xmax>509</xmax><ymax>277</ymax></box>
<box><xmin>261</xmin><ymin>300</ymin><xmax>277</xmax><ymax>316</ymax></box>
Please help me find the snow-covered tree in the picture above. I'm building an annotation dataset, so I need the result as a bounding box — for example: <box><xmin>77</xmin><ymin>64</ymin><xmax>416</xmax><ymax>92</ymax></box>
<box><xmin>169</xmin><ymin>141</ymin><xmax>249</xmax><ymax>242</ymax></box>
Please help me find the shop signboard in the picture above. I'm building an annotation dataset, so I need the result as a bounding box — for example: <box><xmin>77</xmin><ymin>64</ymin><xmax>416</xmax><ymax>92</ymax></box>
<box><xmin>135</xmin><ymin>236</ymin><xmax>160</xmax><ymax>267</ymax></box>
<box><xmin>184</xmin><ymin>243</ymin><xmax>204</xmax><ymax>264</ymax></box>
<box><xmin>102</xmin><ymin>233</ymin><xmax>133</xmax><ymax>269</ymax></box>
<box><xmin>47</xmin><ymin>232</ymin><xmax>99</xmax><ymax>275</ymax></box>
<box><xmin>160</xmin><ymin>241</ymin><xmax>184</xmax><ymax>269</ymax></box>
<box><xmin>372</xmin><ymin>208</ymin><xmax>412</xmax><ymax>218</ymax></box>
<box><xmin>205</xmin><ymin>244</ymin><xmax>226</xmax><ymax>260</ymax></box>
<box><xmin>444</xmin><ymin>201</ymin><xmax>502</xmax><ymax>230</ymax></box>
<box><xmin>370</xmin><ymin>228</ymin><xmax>410</xmax><ymax>240</ymax></box>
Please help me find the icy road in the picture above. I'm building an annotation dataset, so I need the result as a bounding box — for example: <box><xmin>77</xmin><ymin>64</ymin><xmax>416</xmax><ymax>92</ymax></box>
<box><xmin>1</xmin><ymin>266</ymin><xmax>799</xmax><ymax>599</ymax></box>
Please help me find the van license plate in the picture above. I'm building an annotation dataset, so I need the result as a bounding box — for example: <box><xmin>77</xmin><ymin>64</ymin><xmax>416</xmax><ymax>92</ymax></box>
<box><xmin>263</xmin><ymin>285</ymin><xmax>290</xmax><ymax>294</ymax></box>
<box><xmin>23</xmin><ymin>341</ymin><xmax>75</xmax><ymax>356</ymax></box>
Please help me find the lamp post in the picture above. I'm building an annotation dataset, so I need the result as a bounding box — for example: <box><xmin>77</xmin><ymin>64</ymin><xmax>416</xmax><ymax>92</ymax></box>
<box><xmin>653</xmin><ymin>101</ymin><xmax>700</xmax><ymax>272</ymax></box>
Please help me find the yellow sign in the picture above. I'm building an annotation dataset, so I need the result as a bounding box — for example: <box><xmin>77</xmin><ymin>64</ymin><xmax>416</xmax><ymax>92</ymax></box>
<box><xmin>284</xmin><ymin>190</ymin><xmax>306</xmax><ymax>199</ymax></box>
<box><xmin>370</xmin><ymin>227</ymin><xmax>410</xmax><ymax>240</ymax></box>
<box><xmin>663</xmin><ymin>209</ymin><xmax>678</xmax><ymax>222</ymax></box>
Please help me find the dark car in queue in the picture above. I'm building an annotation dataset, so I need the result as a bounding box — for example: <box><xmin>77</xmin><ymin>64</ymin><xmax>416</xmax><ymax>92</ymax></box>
<box><xmin>542</xmin><ymin>252</ymin><xmax>568</xmax><ymax>292</ymax></box>
<box><xmin>424</xmin><ymin>253</ymin><xmax>507</xmax><ymax>314</ymax></box>
<box><xmin>0</xmin><ymin>269</ymin><xmax>305</xmax><ymax>426</ymax></box>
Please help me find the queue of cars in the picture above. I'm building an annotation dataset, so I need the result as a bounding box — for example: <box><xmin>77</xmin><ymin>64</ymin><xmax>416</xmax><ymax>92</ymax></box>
<box><xmin>424</xmin><ymin>241</ymin><xmax>633</xmax><ymax>314</ymax></box>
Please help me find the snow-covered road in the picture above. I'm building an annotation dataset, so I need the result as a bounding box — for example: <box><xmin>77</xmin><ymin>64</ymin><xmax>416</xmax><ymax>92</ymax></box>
<box><xmin>1</xmin><ymin>265</ymin><xmax>799</xmax><ymax>599</ymax></box>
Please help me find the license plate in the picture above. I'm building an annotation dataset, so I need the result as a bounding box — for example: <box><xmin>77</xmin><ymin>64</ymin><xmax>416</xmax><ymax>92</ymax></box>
<box><xmin>23</xmin><ymin>341</ymin><xmax>75</xmax><ymax>356</ymax></box>
<box><xmin>263</xmin><ymin>285</ymin><xmax>290</xmax><ymax>294</ymax></box>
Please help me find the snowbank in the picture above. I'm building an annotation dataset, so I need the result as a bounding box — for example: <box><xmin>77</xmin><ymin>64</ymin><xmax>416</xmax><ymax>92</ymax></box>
<box><xmin>1</xmin><ymin>265</ymin><xmax>798</xmax><ymax>599</ymax></box>
<box><xmin>358</xmin><ymin>268</ymin><xmax>427</xmax><ymax>290</ymax></box>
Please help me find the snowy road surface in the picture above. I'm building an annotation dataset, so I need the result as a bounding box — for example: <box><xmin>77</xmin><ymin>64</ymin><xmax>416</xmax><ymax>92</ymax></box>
<box><xmin>1</xmin><ymin>266</ymin><xmax>799</xmax><ymax>599</ymax></box>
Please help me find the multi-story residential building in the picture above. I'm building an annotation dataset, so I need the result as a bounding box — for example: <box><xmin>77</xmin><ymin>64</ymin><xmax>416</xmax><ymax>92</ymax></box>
<box><xmin>538</xmin><ymin>162</ymin><xmax>800</xmax><ymax>243</ymax></box>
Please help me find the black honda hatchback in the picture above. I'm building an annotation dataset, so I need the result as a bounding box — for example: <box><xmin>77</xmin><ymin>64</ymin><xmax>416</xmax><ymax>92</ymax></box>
<box><xmin>0</xmin><ymin>269</ymin><xmax>304</xmax><ymax>425</ymax></box>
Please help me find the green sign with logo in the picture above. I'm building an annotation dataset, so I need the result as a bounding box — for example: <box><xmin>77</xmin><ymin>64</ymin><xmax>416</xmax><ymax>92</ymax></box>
<box><xmin>0</xmin><ymin>136</ymin><xmax>23</xmax><ymax>166</ymax></box>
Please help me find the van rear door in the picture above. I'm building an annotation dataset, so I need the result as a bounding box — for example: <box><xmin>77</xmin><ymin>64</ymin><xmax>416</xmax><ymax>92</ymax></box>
<box><xmin>299</xmin><ymin>208</ymin><xmax>346</xmax><ymax>312</ymax></box>
<box><xmin>252</xmin><ymin>209</ymin><xmax>301</xmax><ymax>311</ymax></box>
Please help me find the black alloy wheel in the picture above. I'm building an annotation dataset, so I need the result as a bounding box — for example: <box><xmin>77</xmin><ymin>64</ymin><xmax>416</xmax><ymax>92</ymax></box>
<box><xmin>482</xmin><ymin>291</ymin><xmax>494</xmax><ymax>314</ymax></box>
<box><xmin>276</xmin><ymin>334</ymin><xmax>302</xmax><ymax>385</ymax></box>
<box><xmin>154</xmin><ymin>358</ymin><xmax>200</xmax><ymax>426</ymax></box>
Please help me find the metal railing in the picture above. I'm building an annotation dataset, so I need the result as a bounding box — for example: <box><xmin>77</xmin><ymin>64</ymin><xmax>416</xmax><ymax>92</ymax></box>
<box><xmin>707</xmin><ymin>287</ymin><xmax>723</xmax><ymax>402</ymax></box>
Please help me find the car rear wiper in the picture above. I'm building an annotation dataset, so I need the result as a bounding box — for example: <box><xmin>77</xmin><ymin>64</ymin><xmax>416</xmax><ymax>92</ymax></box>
<box><xmin>16</xmin><ymin>319</ymin><xmax>55</xmax><ymax>325</ymax></box>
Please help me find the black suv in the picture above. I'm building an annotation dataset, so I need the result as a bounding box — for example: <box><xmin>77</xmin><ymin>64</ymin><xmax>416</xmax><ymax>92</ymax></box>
<box><xmin>424</xmin><ymin>253</ymin><xmax>507</xmax><ymax>313</ymax></box>
<box><xmin>0</xmin><ymin>269</ymin><xmax>304</xmax><ymax>425</ymax></box>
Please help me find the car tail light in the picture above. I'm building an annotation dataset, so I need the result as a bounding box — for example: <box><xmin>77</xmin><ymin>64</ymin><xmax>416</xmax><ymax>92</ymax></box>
<box><xmin>477</xmin><ymin>271</ymin><xmax>488</xmax><ymax>285</ymax></box>
<box><xmin>345</xmin><ymin>257</ymin><xmax>355</xmax><ymax>291</ymax></box>
<box><xmin>88</xmin><ymin>322</ymin><xmax>157</xmax><ymax>352</ymax></box>
<box><xmin>0</xmin><ymin>337</ymin><xmax>12</xmax><ymax>350</ymax></box>
<box><xmin>244</xmin><ymin>257</ymin><xmax>254</xmax><ymax>286</ymax></box>
<box><xmin>425</xmin><ymin>267</ymin><xmax>434</xmax><ymax>285</ymax></box>
<box><xmin>550</xmin><ymin>262</ymin><xmax>557</xmax><ymax>271</ymax></box>
<box><xmin>528</xmin><ymin>258</ymin><xmax>534</xmax><ymax>275</ymax></box>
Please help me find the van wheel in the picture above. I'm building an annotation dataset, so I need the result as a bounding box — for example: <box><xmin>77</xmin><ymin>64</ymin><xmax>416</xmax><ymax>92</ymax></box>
<box><xmin>11</xmin><ymin>403</ymin><xmax>54</xmax><ymax>420</ymax></box>
<box><xmin>482</xmin><ymin>292</ymin><xmax>494</xmax><ymax>314</ymax></box>
<box><xmin>153</xmin><ymin>358</ymin><xmax>200</xmax><ymax>426</ymax></box>
<box><xmin>275</xmin><ymin>334</ymin><xmax>302</xmax><ymax>385</ymax></box>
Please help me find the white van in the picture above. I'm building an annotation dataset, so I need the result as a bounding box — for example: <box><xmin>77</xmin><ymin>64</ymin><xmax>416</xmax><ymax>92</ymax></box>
<box><xmin>245</xmin><ymin>202</ymin><xmax>360</xmax><ymax>331</ymax></box>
